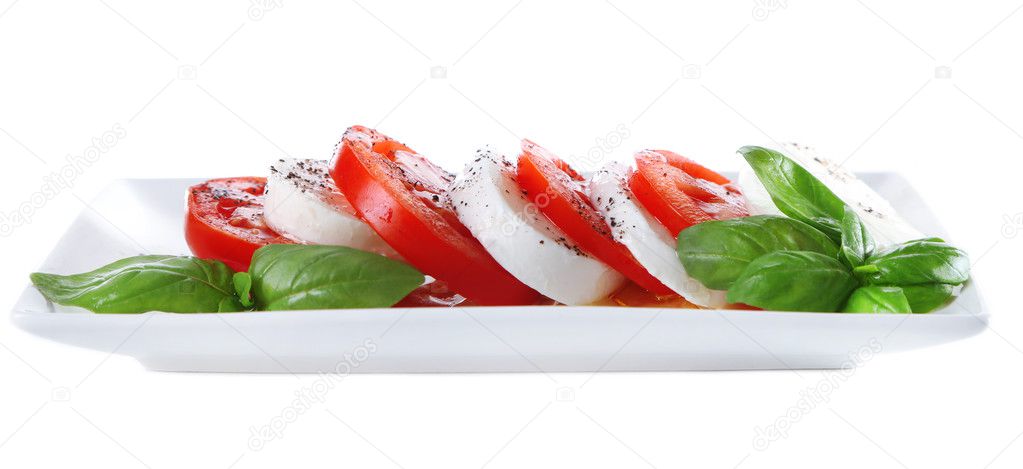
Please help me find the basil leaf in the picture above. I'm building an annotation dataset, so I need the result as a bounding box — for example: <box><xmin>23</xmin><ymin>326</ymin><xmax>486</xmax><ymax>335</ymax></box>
<box><xmin>858</xmin><ymin>239</ymin><xmax>970</xmax><ymax>285</ymax></box>
<box><xmin>31</xmin><ymin>256</ymin><xmax>244</xmax><ymax>313</ymax></box>
<box><xmin>233</xmin><ymin>272</ymin><xmax>254</xmax><ymax>308</ymax></box>
<box><xmin>738</xmin><ymin>146</ymin><xmax>848</xmax><ymax>241</ymax></box>
<box><xmin>677</xmin><ymin>215</ymin><xmax>839</xmax><ymax>290</ymax></box>
<box><xmin>900</xmin><ymin>283</ymin><xmax>955</xmax><ymax>313</ymax></box>
<box><xmin>248</xmin><ymin>245</ymin><xmax>424</xmax><ymax>310</ymax></box>
<box><xmin>726</xmin><ymin>251</ymin><xmax>858</xmax><ymax>312</ymax></box>
<box><xmin>839</xmin><ymin>205</ymin><xmax>874</xmax><ymax>267</ymax></box>
<box><xmin>842</xmin><ymin>286</ymin><xmax>911</xmax><ymax>313</ymax></box>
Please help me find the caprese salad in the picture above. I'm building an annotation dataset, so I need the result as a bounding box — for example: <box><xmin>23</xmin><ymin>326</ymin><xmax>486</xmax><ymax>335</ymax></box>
<box><xmin>31</xmin><ymin>126</ymin><xmax>970</xmax><ymax>315</ymax></box>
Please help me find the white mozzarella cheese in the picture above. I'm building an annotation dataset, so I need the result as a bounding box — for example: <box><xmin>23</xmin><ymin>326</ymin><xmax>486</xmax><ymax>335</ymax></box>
<box><xmin>263</xmin><ymin>158</ymin><xmax>396</xmax><ymax>256</ymax></box>
<box><xmin>738</xmin><ymin>143</ymin><xmax>923</xmax><ymax>247</ymax></box>
<box><xmin>589</xmin><ymin>163</ymin><xmax>727</xmax><ymax>308</ymax></box>
<box><xmin>449</xmin><ymin>148</ymin><xmax>625</xmax><ymax>305</ymax></box>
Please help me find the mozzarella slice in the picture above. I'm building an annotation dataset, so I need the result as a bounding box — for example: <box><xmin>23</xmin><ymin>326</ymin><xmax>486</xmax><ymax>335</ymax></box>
<box><xmin>263</xmin><ymin>158</ymin><xmax>396</xmax><ymax>256</ymax></box>
<box><xmin>589</xmin><ymin>163</ymin><xmax>727</xmax><ymax>308</ymax></box>
<box><xmin>738</xmin><ymin>143</ymin><xmax>923</xmax><ymax>247</ymax></box>
<box><xmin>449</xmin><ymin>148</ymin><xmax>624</xmax><ymax>305</ymax></box>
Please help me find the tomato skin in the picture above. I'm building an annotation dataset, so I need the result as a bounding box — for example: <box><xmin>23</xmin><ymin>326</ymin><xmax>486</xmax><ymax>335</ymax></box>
<box><xmin>515</xmin><ymin>140</ymin><xmax>674</xmax><ymax>296</ymax></box>
<box><xmin>185</xmin><ymin>177</ymin><xmax>292</xmax><ymax>272</ymax></box>
<box><xmin>330</xmin><ymin>126</ymin><xmax>540</xmax><ymax>306</ymax></box>
<box><xmin>655</xmin><ymin>150</ymin><xmax>731</xmax><ymax>185</ymax></box>
<box><xmin>606</xmin><ymin>282</ymin><xmax>700</xmax><ymax>308</ymax></box>
<box><xmin>630</xmin><ymin>150</ymin><xmax>748</xmax><ymax>236</ymax></box>
<box><xmin>628</xmin><ymin>166</ymin><xmax>712</xmax><ymax>236</ymax></box>
<box><xmin>393</xmin><ymin>280</ymin><xmax>469</xmax><ymax>307</ymax></box>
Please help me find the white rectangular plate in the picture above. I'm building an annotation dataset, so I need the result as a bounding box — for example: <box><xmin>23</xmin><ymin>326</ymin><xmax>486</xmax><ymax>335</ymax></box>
<box><xmin>11</xmin><ymin>176</ymin><xmax>988</xmax><ymax>373</ymax></box>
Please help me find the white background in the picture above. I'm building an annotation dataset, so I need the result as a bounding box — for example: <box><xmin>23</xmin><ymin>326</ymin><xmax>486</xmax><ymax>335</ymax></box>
<box><xmin>2</xmin><ymin>0</ymin><xmax>1022</xmax><ymax>467</ymax></box>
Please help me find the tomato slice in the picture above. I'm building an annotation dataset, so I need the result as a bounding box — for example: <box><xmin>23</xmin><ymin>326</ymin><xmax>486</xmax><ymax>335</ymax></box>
<box><xmin>330</xmin><ymin>126</ymin><xmax>540</xmax><ymax>306</ymax></box>
<box><xmin>393</xmin><ymin>279</ymin><xmax>469</xmax><ymax>307</ymax></box>
<box><xmin>630</xmin><ymin>150</ymin><xmax>748</xmax><ymax>236</ymax></box>
<box><xmin>515</xmin><ymin>140</ymin><xmax>674</xmax><ymax>296</ymax></box>
<box><xmin>185</xmin><ymin>177</ymin><xmax>292</xmax><ymax>272</ymax></box>
<box><xmin>607</xmin><ymin>282</ymin><xmax>699</xmax><ymax>308</ymax></box>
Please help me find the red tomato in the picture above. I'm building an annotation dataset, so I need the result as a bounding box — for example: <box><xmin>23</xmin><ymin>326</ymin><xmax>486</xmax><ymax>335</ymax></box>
<box><xmin>393</xmin><ymin>280</ymin><xmax>469</xmax><ymax>307</ymax></box>
<box><xmin>185</xmin><ymin>177</ymin><xmax>292</xmax><ymax>272</ymax></box>
<box><xmin>330</xmin><ymin>126</ymin><xmax>540</xmax><ymax>306</ymax></box>
<box><xmin>630</xmin><ymin>150</ymin><xmax>748</xmax><ymax>236</ymax></box>
<box><xmin>605</xmin><ymin>282</ymin><xmax>696</xmax><ymax>308</ymax></box>
<box><xmin>515</xmin><ymin>140</ymin><xmax>674</xmax><ymax>296</ymax></box>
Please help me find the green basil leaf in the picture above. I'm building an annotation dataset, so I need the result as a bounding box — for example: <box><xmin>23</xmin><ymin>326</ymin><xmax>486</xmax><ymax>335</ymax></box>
<box><xmin>233</xmin><ymin>272</ymin><xmax>254</xmax><ymax>308</ymax></box>
<box><xmin>31</xmin><ymin>255</ymin><xmax>244</xmax><ymax>313</ymax></box>
<box><xmin>842</xmin><ymin>286</ymin><xmax>911</xmax><ymax>313</ymax></box>
<box><xmin>726</xmin><ymin>251</ymin><xmax>858</xmax><ymax>312</ymax></box>
<box><xmin>839</xmin><ymin>205</ymin><xmax>874</xmax><ymax>267</ymax></box>
<box><xmin>248</xmin><ymin>245</ymin><xmax>424</xmax><ymax>310</ymax></box>
<box><xmin>738</xmin><ymin>146</ymin><xmax>848</xmax><ymax>242</ymax></box>
<box><xmin>858</xmin><ymin>239</ymin><xmax>970</xmax><ymax>285</ymax></box>
<box><xmin>677</xmin><ymin>215</ymin><xmax>839</xmax><ymax>290</ymax></box>
<box><xmin>900</xmin><ymin>283</ymin><xmax>955</xmax><ymax>313</ymax></box>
